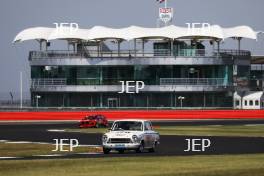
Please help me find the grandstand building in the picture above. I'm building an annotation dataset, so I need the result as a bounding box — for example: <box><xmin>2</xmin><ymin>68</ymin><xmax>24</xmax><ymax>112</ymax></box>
<box><xmin>14</xmin><ymin>25</ymin><xmax>260</xmax><ymax>108</ymax></box>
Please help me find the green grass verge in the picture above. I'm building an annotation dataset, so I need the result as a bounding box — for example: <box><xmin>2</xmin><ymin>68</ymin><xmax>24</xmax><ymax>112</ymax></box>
<box><xmin>0</xmin><ymin>142</ymin><xmax>101</xmax><ymax>157</ymax></box>
<box><xmin>0</xmin><ymin>154</ymin><xmax>264</xmax><ymax>176</ymax></box>
<box><xmin>65</xmin><ymin>124</ymin><xmax>264</xmax><ymax>137</ymax></box>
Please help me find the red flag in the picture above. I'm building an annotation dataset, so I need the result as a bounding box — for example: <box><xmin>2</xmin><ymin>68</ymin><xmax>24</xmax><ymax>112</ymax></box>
<box><xmin>156</xmin><ymin>0</ymin><xmax>165</xmax><ymax>3</ymax></box>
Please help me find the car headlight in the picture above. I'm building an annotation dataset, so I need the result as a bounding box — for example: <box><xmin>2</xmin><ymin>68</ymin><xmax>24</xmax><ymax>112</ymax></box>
<box><xmin>102</xmin><ymin>135</ymin><xmax>108</xmax><ymax>143</ymax></box>
<box><xmin>132</xmin><ymin>135</ymin><xmax>139</xmax><ymax>143</ymax></box>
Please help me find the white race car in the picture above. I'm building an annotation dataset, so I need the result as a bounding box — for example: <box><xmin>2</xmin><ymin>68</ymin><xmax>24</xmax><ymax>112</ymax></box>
<box><xmin>102</xmin><ymin>119</ymin><xmax>160</xmax><ymax>154</ymax></box>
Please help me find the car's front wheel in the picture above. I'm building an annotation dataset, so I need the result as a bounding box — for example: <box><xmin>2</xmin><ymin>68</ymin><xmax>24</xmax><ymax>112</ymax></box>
<box><xmin>117</xmin><ymin>149</ymin><xmax>124</xmax><ymax>154</ymax></box>
<box><xmin>136</xmin><ymin>141</ymin><xmax>144</xmax><ymax>153</ymax></box>
<box><xmin>148</xmin><ymin>141</ymin><xmax>157</xmax><ymax>153</ymax></box>
<box><xmin>103</xmin><ymin>148</ymin><xmax>111</xmax><ymax>154</ymax></box>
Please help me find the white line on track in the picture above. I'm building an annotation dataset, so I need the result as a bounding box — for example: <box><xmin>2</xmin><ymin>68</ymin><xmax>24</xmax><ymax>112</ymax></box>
<box><xmin>79</xmin><ymin>144</ymin><xmax>102</xmax><ymax>147</ymax></box>
<box><xmin>0</xmin><ymin>157</ymin><xmax>21</xmax><ymax>159</ymax></box>
<box><xmin>33</xmin><ymin>154</ymin><xmax>65</xmax><ymax>157</ymax></box>
<box><xmin>76</xmin><ymin>152</ymin><xmax>102</xmax><ymax>155</ymax></box>
<box><xmin>0</xmin><ymin>140</ymin><xmax>9</xmax><ymax>142</ymax></box>
<box><xmin>33</xmin><ymin>142</ymin><xmax>51</xmax><ymax>145</ymax></box>
<box><xmin>6</xmin><ymin>141</ymin><xmax>33</xmax><ymax>144</ymax></box>
<box><xmin>244</xmin><ymin>124</ymin><xmax>264</xmax><ymax>126</ymax></box>
<box><xmin>47</xmin><ymin>129</ymin><xmax>65</xmax><ymax>132</ymax></box>
<box><xmin>3</xmin><ymin>140</ymin><xmax>53</xmax><ymax>145</ymax></box>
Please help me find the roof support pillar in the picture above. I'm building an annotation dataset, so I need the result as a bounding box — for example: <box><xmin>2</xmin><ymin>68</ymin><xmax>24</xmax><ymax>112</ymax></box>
<box><xmin>45</xmin><ymin>41</ymin><xmax>48</xmax><ymax>51</ymax></box>
<box><xmin>142</xmin><ymin>38</ymin><xmax>145</xmax><ymax>57</ymax></box>
<box><xmin>97</xmin><ymin>40</ymin><xmax>100</xmax><ymax>57</ymax></box>
<box><xmin>210</xmin><ymin>40</ymin><xmax>215</xmax><ymax>51</ymax></box>
<box><xmin>39</xmin><ymin>39</ymin><xmax>48</xmax><ymax>51</ymax></box>
<box><xmin>216</xmin><ymin>40</ymin><xmax>220</xmax><ymax>58</ymax></box>
<box><xmin>73</xmin><ymin>43</ymin><xmax>76</xmax><ymax>52</ymax></box>
<box><xmin>134</xmin><ymin>39</ymin><xmax>137</xmax><ymax>57</ymax></box>
<box><xmin>237</xmin><ymin>37</ymin><xmax>242</xmax><ymax>53</ymax></box>
<box><xmin>117</xmin><ymin>39</ymin><xmax>121</xmax><ymax>57</ymax></box>
<box><xmin>100</xmin><ymin>40</ymin><xmax>103</xmax><ymax>57</ymax></box>
<box><xmin>170</xmin><ymin>39</ymin><xmax>174</xmax><ymax>56</ymax></box>
<box><xmin>39</xmin><ymin>39</ymin><xmax>44</xmax><ymax>51</ymax></box>
<box><xmin>39</xmin><ymin>41</ymin><xmax>42</xmax><ymax>51</ymax></box>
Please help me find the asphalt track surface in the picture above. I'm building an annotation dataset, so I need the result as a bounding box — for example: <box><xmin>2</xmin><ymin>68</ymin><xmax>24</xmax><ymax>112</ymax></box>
<box><xmin>0</xmin><ymin>120</ymin><xmax>264</xmax><ymax>160</ymax></box>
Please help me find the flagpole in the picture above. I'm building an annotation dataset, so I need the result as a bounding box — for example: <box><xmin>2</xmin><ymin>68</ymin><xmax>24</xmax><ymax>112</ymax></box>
<box><xmin>165</xmin><ymin>0</ymin><xmax>168</xmax><ymax>26</ymax></box>
<box><xmin>20</xmin><ymin>71</ymin><xmax>23</xmax><ymax>109</ymax></box>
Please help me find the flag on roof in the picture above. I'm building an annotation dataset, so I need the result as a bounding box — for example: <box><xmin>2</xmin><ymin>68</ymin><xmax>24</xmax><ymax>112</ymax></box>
<box><xmin>157</xmin><ymin>0</ymin><xmax>165</xmax><ymax>3</ymax></box>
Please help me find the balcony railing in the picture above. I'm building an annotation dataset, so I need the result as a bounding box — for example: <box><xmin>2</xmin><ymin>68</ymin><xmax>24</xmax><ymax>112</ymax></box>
<box><xmin>217</xmin><ymin>49</ymin><xmax>251</xmax><ymax>57</ymax></box>
<box><xmin>29</xmin><ymin>49</ymin><xmax>250</xmax><ymax>60</ymax></box>
<box><xmin>31</xmin><ymin>78</ymin><xmax>230</xmax><ymax>88</ymax></box>
<box><xmin>160</xmin><ymin>78</ymin><xmax>229</xmax><ymax>86</ymax></box>
<box><xmin>32</xmin><ymin>78</ymin><xmax>67</xmax><ymax>87</ymax></box>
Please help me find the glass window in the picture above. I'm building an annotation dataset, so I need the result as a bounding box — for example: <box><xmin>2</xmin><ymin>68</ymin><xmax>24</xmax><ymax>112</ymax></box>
<box><xmin>235</xmin><ymin>100</ymin><xmax>240</xmax><ymax>106</ymax></box>
<box><xmin>249</xmin><ymin>100</ymin><xmax>253</xmax><ymax>106</ymax></box>
<box><xmin>236</xmin><ymin>66</ymin><xmax>250</xmax><ymax>86</ymax></box>
<box><xmin>134</xmin><ymin>65</ymin><xmax>157</xmax><ymax>85</ymax></box>
<box><xmin>244</xmin><ymin>100</ymin><xmax>247</xmax><ymax>106</ymax></box>
<box><xmin>102</xmin><ymin>67</ymin><xmax>118</xmax><ymax>84</ymax></box>
<box><xmin>255</xmin><ymin>100</ymin><xmax>259</xmax><ymax>106</ymax></box>
<box><xmin>77</xmin><ymin>67</ymin><xmax>100</xmax><ymax>85</ymax></box>
<box><xmin>112</xmin><ymin>121</ymin><xmax>143</xmax><ymax>131</ymax></box>
<box><xmin>118</xmin><ymin>66</ymin><xmax>134</xmax><ymax>80</ymax></box>
<box><xmin>251</xmin><ymin>64</ymin><xmax>256</xmax><ymax>70</ymax></box>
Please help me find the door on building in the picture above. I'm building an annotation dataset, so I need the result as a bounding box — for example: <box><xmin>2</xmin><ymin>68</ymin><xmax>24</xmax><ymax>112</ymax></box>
<box><xmin>107</xmin><ymin>98</ymin><xmax>119</xmax><ymax>108</ymax></box>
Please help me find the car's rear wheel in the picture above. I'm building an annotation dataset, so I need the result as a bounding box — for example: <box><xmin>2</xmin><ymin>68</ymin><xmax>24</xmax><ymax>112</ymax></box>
<box><xmin>136</xmin><ymin>141</ymin><xmax>144</xmax><ymax>153</ymax></box>
<box><xmin>103</xmin><ymin>148</ymin><xmax>111</xmax><ymax>154</ymax></box>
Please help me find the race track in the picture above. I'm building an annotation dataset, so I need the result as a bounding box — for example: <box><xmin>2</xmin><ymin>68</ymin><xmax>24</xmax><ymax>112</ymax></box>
<box><xmin>0</xmin><ymin>120</ymin><xmax>264</xmax><ymax>160</ymax></box>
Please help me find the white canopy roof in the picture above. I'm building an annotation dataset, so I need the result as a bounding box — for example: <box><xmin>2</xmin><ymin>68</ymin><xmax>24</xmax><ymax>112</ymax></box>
<box><xmin>243</xmin><ymin>92</ymin><xmax>264</xmax><ymax>100</ymax></box>
<box><xmin>223</xmin><ymin>26</ymin><xmax>257</xmax><ymax>39</ymax></box>
<box><xmin>234</xmin><ymin>91</ymin><xmax>264</xmax><ymax>100</ymax></box>
<box><xmin>14</xmin><ymin>27</ymin><xmax>54</xmax><ymax>42</ymax></box>
<box><xmin>13</xmin><ymin>25</ymin><xmax>258</xmax><ymax>43</ymax></box>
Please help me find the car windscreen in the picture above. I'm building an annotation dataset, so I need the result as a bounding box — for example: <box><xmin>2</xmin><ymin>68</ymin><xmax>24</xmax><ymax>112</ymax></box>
<box><xmin>112</xmin><ymin>121</ymin><xmax>143</xmax><ymax>131</ymax></box>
